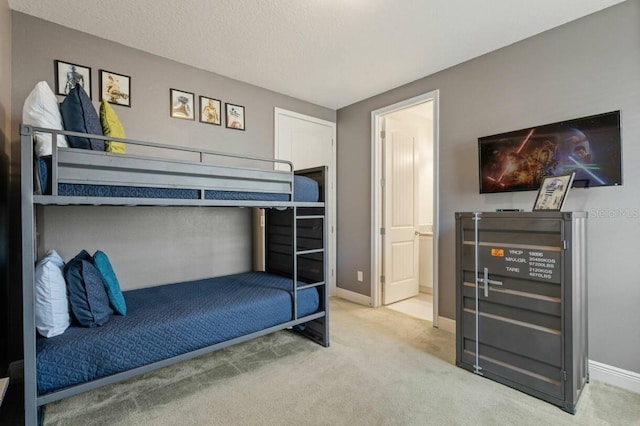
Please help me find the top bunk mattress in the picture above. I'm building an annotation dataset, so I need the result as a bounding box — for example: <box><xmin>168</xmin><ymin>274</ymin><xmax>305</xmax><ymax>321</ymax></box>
<box><xmin>36</xmin><ymin>156</ymin><xmax>319</xmax><ymax>202</ymax></box>
<box><xmin>36</xmin><ymin>271</ymin><xmax>320</xmax><ymax>395</ymax></box>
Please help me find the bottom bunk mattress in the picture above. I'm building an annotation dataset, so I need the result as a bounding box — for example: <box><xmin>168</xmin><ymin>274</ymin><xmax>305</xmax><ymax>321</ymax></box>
<box><xmin>36</xmin><ymin>271</ymin><xmax>320</xmax><ymax>395</ymax></box>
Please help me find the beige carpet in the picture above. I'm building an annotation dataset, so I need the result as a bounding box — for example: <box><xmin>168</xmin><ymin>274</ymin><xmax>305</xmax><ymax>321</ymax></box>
<box><xmin>44</xmin><ymin>298</ymin><xmax>640</xmax><ymax>425</ymax></box>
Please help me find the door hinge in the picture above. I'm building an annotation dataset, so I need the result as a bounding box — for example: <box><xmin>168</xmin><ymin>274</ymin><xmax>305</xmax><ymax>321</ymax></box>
<box><xmin>380</xmin><ymin>130</ymin><xmax>386</xmax><ymax>139</ymax></box>
<box><xmin>380</xmin><ymin>275</ymin><xmax>385</xmax><ymax>284</ymax></box>
<box><xmin>380</xmin><ymin>178</ymin><xmax>385</xmax><ymax>187</ymax></box>
<box><xmin>380</xmin><ymin>227</ymin><xmax>386</xmax><ymax>235</ymax></box>
<box><xmin>563</xmin><ymin>370</ymin><xmax>568</xmax><ymax>381</ymax></box>
<box><xmin>563</xmin><ymin>240</ymin><xmax>568</xmax><ymax>250</ymax></box>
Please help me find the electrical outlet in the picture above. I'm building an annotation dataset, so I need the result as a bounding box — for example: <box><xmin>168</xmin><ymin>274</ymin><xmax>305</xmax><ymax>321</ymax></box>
<box><xmin>357</xmin><ymin>271</ymin><xmax>363</xmax><ymax>282</ymax></box>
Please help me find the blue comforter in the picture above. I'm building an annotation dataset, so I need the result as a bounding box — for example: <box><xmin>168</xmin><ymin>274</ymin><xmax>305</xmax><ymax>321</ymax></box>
<box><xmin>36</xmin><ymin>156</ymin><xmax>319</xmax><ymax>202</ymax></box>
<box><xmin>36</xmin><ymin>272</ymin><xmax>319</xmax><ymax>394</ymax></box>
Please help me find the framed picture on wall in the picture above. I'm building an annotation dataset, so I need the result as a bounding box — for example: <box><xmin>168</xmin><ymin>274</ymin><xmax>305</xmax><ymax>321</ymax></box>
<box><xmin>199</xmin><ymin>96</ymin><xmax>221</xmax><ymax>125</ymax></box>
<box><xmin>170</xmin><ymin>88</ymin><xmax>195</xmax><ymax>120</ymax></box>
<box><xmin>99</xmin><ymin>70</ymin><xmax>131</xmax><ymax>107</ymax></box>
<box><xmin>55</xmin><ymin>60</ymin><xmax>91</xmax><ymax>98</ymax></box>
<box><xmin>225</xmin><ymin>103</ymin><xmax>245</xmax><ymax>130</ymax></box>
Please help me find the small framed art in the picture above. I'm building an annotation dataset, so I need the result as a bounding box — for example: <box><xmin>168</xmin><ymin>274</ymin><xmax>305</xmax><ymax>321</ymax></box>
<box><xmin>225</xmin><ymin>103</ymin><xmax>245</xmax><ymax>130</ymax></box>
<box><xmin>199</xmin><ymin>96</ymin><xmax>221</xmax><ymax>125</ymax></box>
<box><xmin>55</xmin><ymin>60</ymin><xmax>91</xmax><ymax>98</ymax></box>
<box><xmin>100</xmin><ymin>70</ymin><xmax>131</xmax><ymax>107</ymax></box>
<box><xmin>532</xmin><ymin>172</ymin><xmax>575</xmax><ymax>211</ymax></box>
<box><xmin>170</xmin><ymin>89</ymin><xmax>195</xmax><ymax>120</ymax></box>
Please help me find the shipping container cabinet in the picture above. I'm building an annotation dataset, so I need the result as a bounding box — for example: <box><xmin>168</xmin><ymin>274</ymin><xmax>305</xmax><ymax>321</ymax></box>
<box><xmin>455</xmin><ymin>211</ymin><xmax>588</xmax><ymax>413</ymax></box>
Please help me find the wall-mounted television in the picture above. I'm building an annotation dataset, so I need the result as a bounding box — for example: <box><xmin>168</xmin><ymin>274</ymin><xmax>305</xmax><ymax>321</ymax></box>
<box><xmin>478</xmin><ymin>111</ymin><xmax>622</xmax><ymax>194</ymax></box>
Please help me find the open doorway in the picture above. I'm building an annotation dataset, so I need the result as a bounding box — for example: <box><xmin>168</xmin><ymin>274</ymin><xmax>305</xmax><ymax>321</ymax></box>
<box><xmin>371</xmin><ymin>91</ymin><xmax>439</xmax><ymax>326</ymax></box>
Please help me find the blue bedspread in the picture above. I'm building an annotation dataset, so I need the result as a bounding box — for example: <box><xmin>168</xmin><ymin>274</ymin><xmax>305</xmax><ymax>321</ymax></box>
<box><xmin>36</xmin><ymin>272</ymin><xmax>319</xmax><ymax>395</ymax></box>
<box><xmin>36</xmin><ymin>156</ymin><xmax>319</xmax><ymax>202</ymax></box>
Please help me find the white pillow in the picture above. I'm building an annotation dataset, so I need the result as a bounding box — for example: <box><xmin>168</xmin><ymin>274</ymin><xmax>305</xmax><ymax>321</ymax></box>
<box><xmin>22</xmin><ymin>81</ymin><xmax>68</xmax><ymax>157</ymax></box>
<box><xmin>35</xmin><ymin>249</ymin><xmax>71</xmax><ymax>338</ymax></box>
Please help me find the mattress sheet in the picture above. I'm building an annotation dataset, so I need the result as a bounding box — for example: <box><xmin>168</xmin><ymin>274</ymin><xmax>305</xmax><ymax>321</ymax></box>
<box><xmin>37</xmin><ymin>156</ymin><xmax>319</xmax><ymax>202</ymax></box>
<box><xmin>36</xmin><ymin>272</ymin><xmax>319</xmax><ymax>394</ymax></box>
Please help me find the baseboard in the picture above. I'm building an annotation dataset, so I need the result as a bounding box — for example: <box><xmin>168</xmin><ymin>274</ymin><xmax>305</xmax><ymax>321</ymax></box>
<box><xmin>419</xmin><ymin>285</ymin><xmax>433</xmax><ymax>295</ymax></box>
<box><xmin>436</xmin><ymin>316</ymin><xmax>456</xmax><ymax>334</ymax></box>
<box><xmin>589</xmin><ymin>360</ymin><xmax>640</xmax><ymax>394</ymax></box>
<box><xmin>335</xmin><ymin>287</ymin><xmax>372</xmax><ymax>306</ymax></box>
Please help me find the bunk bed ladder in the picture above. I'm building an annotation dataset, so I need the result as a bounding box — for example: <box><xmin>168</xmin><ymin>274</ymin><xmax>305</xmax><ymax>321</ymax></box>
<box><xmin>264</xmin><ymin>166</ymin><xmax>329</xmax><ymax>347</ymax></box>
<box><xmin>293</xmin><ymin>207</ymin><xmax>326</xmax><ymax>320</ymax></box>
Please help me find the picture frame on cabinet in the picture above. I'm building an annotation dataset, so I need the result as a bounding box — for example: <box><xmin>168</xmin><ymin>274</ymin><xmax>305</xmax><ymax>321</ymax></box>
<box><xmin>532</xmin><ymin>171</ymin><xmax>575</xmax><ymax>211</ymax></box>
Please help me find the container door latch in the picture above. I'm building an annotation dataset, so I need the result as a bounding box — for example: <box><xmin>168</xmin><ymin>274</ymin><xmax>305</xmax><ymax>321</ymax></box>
<box><xmin>479</xmin><ymin>267</ymin><xmax>503</xmax><ymax>297</ymax></box>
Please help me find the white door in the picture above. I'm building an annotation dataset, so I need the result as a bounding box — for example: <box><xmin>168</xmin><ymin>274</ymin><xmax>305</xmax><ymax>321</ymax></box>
<box><xmin>274</xmin><ymin>108</ymin><xmax>337</xmax><ymax>294</ymax></box>
<box><xmin>383</xmin><ymin>116</ymin><xmax>419</xmax><ymax>305</ymax></box>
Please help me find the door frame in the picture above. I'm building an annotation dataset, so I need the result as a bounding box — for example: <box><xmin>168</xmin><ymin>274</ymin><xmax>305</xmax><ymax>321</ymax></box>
<box><xmin>274</xmin><ymin>107</ymin><xmax>337</xmax><ymax>296</ymax></box>
<box><xmin>370</xmin><ymin>90</ymin><xmax>440</xmax><ymax>326</ymax></box>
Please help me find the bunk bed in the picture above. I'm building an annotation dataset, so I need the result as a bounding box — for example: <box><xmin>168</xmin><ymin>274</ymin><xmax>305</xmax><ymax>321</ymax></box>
<box><xmin>21</xmin><ymin>125</ymin><xmax>329</xmax><ymax>425</ymax></box>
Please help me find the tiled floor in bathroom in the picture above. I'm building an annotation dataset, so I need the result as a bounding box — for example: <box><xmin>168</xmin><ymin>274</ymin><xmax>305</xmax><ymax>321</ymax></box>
<box><xmin>386</xmin><ymin>292</ymin><xmax>433</xmax><ymax>322</ymax></box>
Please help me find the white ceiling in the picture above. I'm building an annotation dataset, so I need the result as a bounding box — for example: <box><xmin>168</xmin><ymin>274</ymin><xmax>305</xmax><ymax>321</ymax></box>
<box><xmin>9</xmin><ymin>0</ymin><xmax>626</xmax><ymax>110</ymax></box>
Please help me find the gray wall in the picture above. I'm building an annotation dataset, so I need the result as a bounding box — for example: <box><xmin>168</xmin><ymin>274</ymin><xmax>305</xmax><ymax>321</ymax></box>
<box><xmin>337</xmin><ymin>0</ymin><xmax>640</xmax><ymax>374</ymax></box>
<box><xmin>0</xmin><ymin>0</ymin><xmax>12</xmax><ymax>369</ymax></box>
<box><xmin>10</xmin><ymin>14</ymin><xmax>334</xmax><ymax>293</ymax></box>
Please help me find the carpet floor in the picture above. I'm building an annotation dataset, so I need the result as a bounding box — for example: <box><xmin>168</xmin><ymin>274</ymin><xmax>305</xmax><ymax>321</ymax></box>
<box><xmin>39</xmin><ymin>297</ymin><xmax>640</xmax><ymax>425</ymax></box>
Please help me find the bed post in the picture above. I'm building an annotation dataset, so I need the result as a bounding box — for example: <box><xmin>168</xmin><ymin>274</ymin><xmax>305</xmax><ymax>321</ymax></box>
<box><xmin>321</xmin><ymin>165</ymin><xmax>329</xmax><ymax>346</ymax></box>
<box><xmin>20</xmin><ymin>125</ymin><xmax>39</xmax><ymax>426</ymax></box>
<box><xmin>319</xmin><ymin>165</ymin><xmax>330</xmax><ymax>346</ymax></box>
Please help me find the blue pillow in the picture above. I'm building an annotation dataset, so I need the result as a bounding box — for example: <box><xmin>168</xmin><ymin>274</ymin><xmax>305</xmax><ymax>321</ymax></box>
<box><xmin>60</xmin><ymin>85</ymin><xmax>105</xmax><ymax>151</ymax></box>
<box><xmin>93</xmin><ymin>250</ymin><xmax>127</xmax><ymax>315</ymax></box>
<box><xmin>64</xmin><ymin>250</ymin><xmax>112</xmax><ymax>327</ymax></box>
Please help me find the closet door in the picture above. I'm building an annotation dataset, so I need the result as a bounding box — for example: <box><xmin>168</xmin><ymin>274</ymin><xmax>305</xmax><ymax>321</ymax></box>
<box><xmin>458</xmin><ymin>213</ymin><xmax>565</xmax><ymax>401</ymax></box>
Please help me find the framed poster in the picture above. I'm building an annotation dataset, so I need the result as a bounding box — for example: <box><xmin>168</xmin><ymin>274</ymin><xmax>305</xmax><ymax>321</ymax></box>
<box><xmin>100</xmin><ymin>70</ymin><xmax>131</xmax><ymax>107</ymax></box>
<box><xmin>199</xmin><ymin>96</ymin><xmax>221</xmax><ymax>125</ymax></box>
<box><xmin>225</xmin><ymin>103</ymin><xmax>245</xmax><ymax>130</ymax></box>
<box><xmin>170</xmin><ymin>89</ymin><xmax>195</xmax><ymax>120</ymax></box>
<box><xmin>55</xmin><ymin>60</ymin><xmax>91</xmax><ymax>98</ymax></box>
<box><xmin>532</xmin><ymin>172</ymin><xmax>575</xmax><ymax>211</ymax></box>
<box><xmin>478</xmin><ymin>111</ymin><xmax>622</xmax><ymax>194</ymax></box>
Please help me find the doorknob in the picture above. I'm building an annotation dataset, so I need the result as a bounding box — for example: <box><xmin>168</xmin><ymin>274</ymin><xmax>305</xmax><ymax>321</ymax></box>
<box><xmin>414</xmin><ymin>231</ymin><xmax>430</xmax><ymax>237</ymax></box>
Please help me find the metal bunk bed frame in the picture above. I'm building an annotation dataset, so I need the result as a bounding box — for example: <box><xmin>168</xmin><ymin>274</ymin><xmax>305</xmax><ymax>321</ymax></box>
<box><xmin>20</xmin><ymin>125</ymin><xmax>329</xmax><ymax>425</ymax></box>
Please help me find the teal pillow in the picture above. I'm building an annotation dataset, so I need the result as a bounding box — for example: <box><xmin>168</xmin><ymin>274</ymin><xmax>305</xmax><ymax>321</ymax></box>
<box><xmin>93</xmin><ymin>250</ymin><xmax>127</xmax><ymax>315</ymax></box>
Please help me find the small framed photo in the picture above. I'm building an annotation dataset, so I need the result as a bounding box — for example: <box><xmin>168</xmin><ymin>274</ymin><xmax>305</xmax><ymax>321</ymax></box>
<box><xmin>55</xmin><ymin>60</ymin><xmax>91</xmax><ymax>98</ymax></box>
<box><xmin>100</xmin><ymin>70</ymin><xmax>131</xmax><ymax>107</ymax></box>
<box><xmin>532</xmin><ymin>172</ymin><xmax>575</xmax><ymax>211</ymax></box>
<box><xmin>170</xmin><ymin>89</ymin><xmax>195</xmax><ymax>120</ymax></box>
<box><xmin>225</xmin><ymin>103</ymin><xmax>245</xmax><ymax>130</ymax></box>
<box><xmin>199</xmin><ymin>96</ymin><xmax>221</xmax><ymax>125</ymax></box>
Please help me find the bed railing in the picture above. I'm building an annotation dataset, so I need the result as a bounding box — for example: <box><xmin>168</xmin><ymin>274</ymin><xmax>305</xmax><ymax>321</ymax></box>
<box><xmin>21</xmin><ymin>125</ymin><xmax>297</xmax><ymax>202</ymax></box>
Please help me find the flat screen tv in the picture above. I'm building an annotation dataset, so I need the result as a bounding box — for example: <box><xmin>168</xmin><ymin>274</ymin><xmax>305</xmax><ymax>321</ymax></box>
<box><xmin>478</xmin><ymin>111</ymin><xmax>622</xmax><ymax>194</ymax></box>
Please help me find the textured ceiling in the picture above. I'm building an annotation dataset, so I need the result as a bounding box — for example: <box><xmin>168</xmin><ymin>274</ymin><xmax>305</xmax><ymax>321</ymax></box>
<box><xmin>9</xmin><ymin>0</ymin><xmax>625</xmax><ymax>109</ymax></box>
